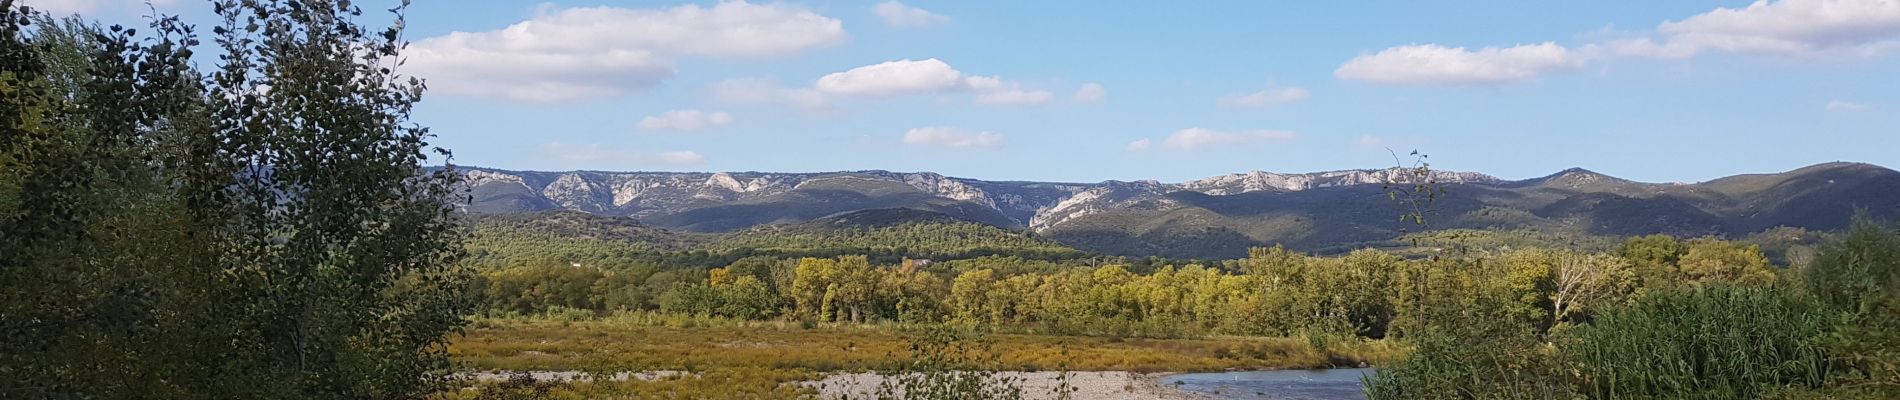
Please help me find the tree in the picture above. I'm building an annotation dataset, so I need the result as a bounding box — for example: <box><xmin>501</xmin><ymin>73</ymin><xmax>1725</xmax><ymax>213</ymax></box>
<box><xmin>1677</xmin><ymin>239</ymin><xmax>1776</xmax><ymax>286</ymax></box>
<box><xmin>0</xmin><ymin>1</ymin><xmax>472</xmax><ymax>397</ymax></box>
<box><xmin>1619</xmin><ymin>234</ymin><xmax>1687</xmax><ymax>290</ymax></box>
<box><xmin>1550</xmin><ymin>252</ymin><xmax>1634</xmax><ymax>327</ymax></box>
<box><xmin>951</xmin><ymin>269</ymin><xmax>998</xmax><ymax>323</ymax></box>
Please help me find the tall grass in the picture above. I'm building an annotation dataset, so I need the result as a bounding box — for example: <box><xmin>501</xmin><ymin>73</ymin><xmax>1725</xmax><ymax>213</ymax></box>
<box><xmin>1564</xmin><ymin>285</ymin><xmax>1834</xmax><ymax>399</ymax></box>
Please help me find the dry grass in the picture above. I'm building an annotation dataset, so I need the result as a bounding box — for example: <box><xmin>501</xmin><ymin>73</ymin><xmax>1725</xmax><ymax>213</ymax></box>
<box><xmin>451</xmin><ymin>318</ymin><xmax>1404</xmax><ymax>373</ymax></box>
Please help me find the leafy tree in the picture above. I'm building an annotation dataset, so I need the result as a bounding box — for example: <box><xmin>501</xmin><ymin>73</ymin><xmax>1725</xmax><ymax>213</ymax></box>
<box><xmin>0</xmin><ymin>0</ymin><xmax>472</xmax><ymax>397</ymax></box>
<box><xmin>1619</xmin><ymin>234</ymin><xmax>1688</xmax><ymax>291</ymax></box>
<box><xmin>1678</xmin><ymin>238</ymin><xmax>1776</xmax><ymax>285</ymax></box>
<box><xmin>1550</xmin><ymin>252</ymin><xmax>1635</xmax><ymax>327</ymax></box>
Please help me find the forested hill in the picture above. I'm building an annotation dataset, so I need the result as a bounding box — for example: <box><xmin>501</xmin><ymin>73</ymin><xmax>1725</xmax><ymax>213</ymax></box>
<box><xmin>455</xmin><ymin>162</ymin><xmax>1900</xmax><ymax>258</ymax></box>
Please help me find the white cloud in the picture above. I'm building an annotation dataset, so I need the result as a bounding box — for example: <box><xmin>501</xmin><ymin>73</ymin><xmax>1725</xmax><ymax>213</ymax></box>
<box><xmin>790</xmin><ymin>58</ymin><xmax>1054</xmax><ymax>106</ymax></box>
<box><xmin>1352</xmin><ymin>135</ymin><xmax>1386</xmax><ymax>147</ymax></box>
<box><xmin>1826</xmin><ymin>100</ymin><xmax>1870</xmax><ymax>111</ymax></box>
<box><xmin>960</xmin><ymin>75</ymin><xmax>1052</xmax><ymax>105</ymax></box>
<box><xmin>902</xmin><ymin>127</ymin><xmax>1002</xmax><ymax>149</ymax></box>
<box><xmin>1073</xmin><ymin>83</ymin><xmax>1107</xmax><ymax>103</ymax></box>
<box><xmin>1659</xmin><ymin>0</ymin><xmax>1900</xmax><ymax>57</ymax></box>
<box><xmin>1217</xmin><ymin>86</ymin><xmax>1311</xmax><ymax>108</ymax></box>
<box><xmin>639</xmin><ymin>110</ymin><xmax>734</xmax><ymax>131</ymax></box>
<box><xmin>1335</xmin><ymin>42</ymin><xmax>1585</xmax><ymax>85</ymax></box>
<box><xmin>1126</xmin><ymin>138</ymin><xmax>1152</xmax><ymax>152</ymax></box>
<box><xmin>655</xmin><ymin>151</ymin><xmax>707</xmax><ymax>165</ymax></box>
<box><xmin>406</xmin><ymin>1</ymin><xmax>844</xmax><ymax>102</ymax></box>
<box><xmin>537</xmin><ymin>142</ymin><xmax>706</xmax><ymax>166</ymax></box>
<box><xmin>816</xmin><ymin>58</ymin><xmax>965</xmax><ymax>97</ymax></box>
<box><xmin>874</xmin><ymin>1</ymin><xmax>950</xmax><ymax>29</ymax></box>
<box><xmin>1605</xmin><ymin>37</ymin><xmax>1702</xmax><ymax>59</ymax></box>
<box><xmin>709</xmin><ymin>78</ymin><xmax>830</xmax><ymax>109</ymax></box>
<box><xmin>1157</xmin><ymin>128</ymin><xmax>1299</xmax><ymax>151</ymax></box>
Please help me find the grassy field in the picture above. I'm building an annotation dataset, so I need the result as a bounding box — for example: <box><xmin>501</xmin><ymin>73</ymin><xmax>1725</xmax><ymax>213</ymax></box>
<box><xmin>452</xmin><ymin>317</ymin><xmax>1401</xmax><ymax>374</ymax></box>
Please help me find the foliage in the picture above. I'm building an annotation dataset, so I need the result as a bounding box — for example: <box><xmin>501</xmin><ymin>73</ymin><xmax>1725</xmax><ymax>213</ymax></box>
<box><xmin>1565</xmin><ymin>286</ymin><xmax>1833</xmax><ymax>398</ymax></box>
<box><xmin>850</xmin><ymin>327</ymin><xmax>1035</xmax><ymax>400</ymax></box>
<box><xmin>717</xmin><ymin>221</ymin><xmax>1086</xmax><ymax>261</ymax></box>
<box><xmin>443</xmin><ymin>368</ymin><xmax>818</xmax><ymax>400</ymax></box>
<box><xmin>0</xmin><ymin>1</ymin><xmax>470</xmax><ymax>398</ymax></box>
<box><xmin>1804</xmin><ymin>217</ymin><xmax>1900</xmax><ymax>392</ymax></box>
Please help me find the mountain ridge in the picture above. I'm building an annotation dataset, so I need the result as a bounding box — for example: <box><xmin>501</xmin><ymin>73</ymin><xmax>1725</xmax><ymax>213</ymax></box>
<box><xmin>452</xmin><ymin>162</ymin><xmax>1900</xmax><ymax>258</ymax></box>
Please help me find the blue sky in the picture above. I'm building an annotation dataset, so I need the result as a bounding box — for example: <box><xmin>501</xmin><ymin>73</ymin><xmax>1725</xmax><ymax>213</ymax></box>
<box><xmin>37</xmin><ymin>0</ymin><xmax>1900</xmax><ymax>183</ymax></box>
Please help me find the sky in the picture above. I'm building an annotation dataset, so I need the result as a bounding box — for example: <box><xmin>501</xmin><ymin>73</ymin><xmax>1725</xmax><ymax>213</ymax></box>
<box><xmin>28</xmin><ymin>0</ymin><xmax>1900</xmax><ymax>183</ymax></box>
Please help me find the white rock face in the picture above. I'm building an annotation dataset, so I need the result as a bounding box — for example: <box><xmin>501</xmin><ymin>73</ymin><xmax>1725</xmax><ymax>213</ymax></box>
<box><xmin>705</xmin><ymin>172</ymin><xmax>747</xmax><ymax>192</ymax></box>
<box><xmin>466</xmin><ymin>169</ymin><xmax>529</xmax><ymax>190</ymax></box>
<box><xmin>1031</xmin><ymin>187</ymin><xmax>1107</xmax><ymax>229</ymax></box>
<box><xmin>542</xmin><ymin>174</ymin><xmax>598</xmax><ymax>210</ymax></box>
<box><xmin>1180</xmin><ymin>168</ymin><xmax>1501</xmax><ymax>195</ymax></box>
<box><xmin>612</xmin><ymin>179</ymin><xmax>648</xmax><ymax>207</ymax></box>
<box><xmin>462</xmin><ymin>166</ymin><xmax>1501</xmax><ymax>231</ymax></box>
<box><xmin>902</xmin><ymin>173</ymin><xmax>993</xmax><ymax>207</ymax></box>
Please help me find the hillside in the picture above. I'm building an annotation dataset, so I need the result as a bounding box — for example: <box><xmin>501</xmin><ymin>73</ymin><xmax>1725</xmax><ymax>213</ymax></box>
<box><xmin>454</xmin><ymin>162</ymin><xmax>1900</xmax><ymax>258</ymax></box>
<box><xmin>710</xmin><ymin>208</ymin><xmax>1085</xmax><ymax>260</ymax></box>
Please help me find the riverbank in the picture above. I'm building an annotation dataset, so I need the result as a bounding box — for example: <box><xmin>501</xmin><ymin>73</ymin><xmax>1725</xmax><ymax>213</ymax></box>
<box><xmin>457</xmin><ymin>369</ymin><xmax>1206</xmax><ymax>400</ymax></box>
<box><xmin>452</xmin><ymin>318</ymin><xmax>1402</xmax><ymax>372</ymax></box>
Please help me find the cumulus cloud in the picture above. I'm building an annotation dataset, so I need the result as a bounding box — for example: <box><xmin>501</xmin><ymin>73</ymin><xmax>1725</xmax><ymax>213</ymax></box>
<box><xmin>1217</xmin><ymin>86</ymin><xmax>1311</xmax><ymax>108</ymax></box>
<box><xmin>1132</xmin><ymin>128</ymin><xmax>1298</xmax><ymax>151</ymax></box>
<box><xmin>1605</xmin><ymin>0</ymin><xmax>1900</xmax><ymax>60</ymax></box>
<box><xmin>406</xmin><ymin>1</ymin><xmax>844</xmax><ymax>102</ymax></box>
<box><xmin>1826</xmin><ymin>100</ymin><xmax>1870</xmax><ymax>111</ymax></box>
<box><xmin>639</xmin><ymin>110</ymin><xmax>734</xmax><ymax>131</ymax></box>
<box><xmin>537</xmin><ymin>142</ymin><xmax>706</xmax><ymax>166</ymax></box>
<box><xmin>739</xmin><ymin>58</ymin><xmax>1053</xmax><ymax>107</ymax></box>
<box><xmin>1073</xmin><ymin>83</ymin><xmax>1107</xmax><ymax>103</ymax></box>
<box><xmin>874</xmin><ymin>1</ymin><xmax>950</xmax><ymax>28</ymax></box>
<box><xmin>960</xmin><ymin>75</ymin><xmax>1052</xmax><ymax>106</ymax></box>
<box><xmin>1335</xmin><ymin>42</ymin><xmax>1585</xmax><ymax>85</ymax></box>
<box><xmin>1658</xmin><ymin>0</ymin><xmax>1900</xmax><ymax>57</ymax></box>
<box><xmin>902</xmin><ymin>127</ymin><xmax>1003</xmax><ymax>149</ymax></box>
<box><xmin>1126</xmin><ymin>138</ymin><xmax>1152</xmax><ymax>152</ymax></box>
<box><xmin>816</xmin><ymin>59</ymin><xmax>965</xmax><ymax>96</ymax></box>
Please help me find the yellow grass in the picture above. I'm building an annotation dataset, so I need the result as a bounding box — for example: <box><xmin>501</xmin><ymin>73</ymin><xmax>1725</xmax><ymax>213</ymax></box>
<box><xmin>451</xmin><ymin>318</ymin><xmax>1404</xmax><ymax>374</ymax></box>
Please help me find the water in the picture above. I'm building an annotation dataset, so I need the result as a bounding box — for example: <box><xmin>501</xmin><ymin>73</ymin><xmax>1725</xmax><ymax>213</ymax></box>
<box><xmin>1164</xmin><ymin>368</ymin><xmax>1375</xmax><ymax>400</ymax></box>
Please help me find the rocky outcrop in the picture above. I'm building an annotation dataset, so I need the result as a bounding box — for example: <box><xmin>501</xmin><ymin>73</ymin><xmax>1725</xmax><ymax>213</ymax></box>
<box><xmin>460</xmin><ymin>167</ymin><xmax>1498</xmax><ymax>231</ymax></box>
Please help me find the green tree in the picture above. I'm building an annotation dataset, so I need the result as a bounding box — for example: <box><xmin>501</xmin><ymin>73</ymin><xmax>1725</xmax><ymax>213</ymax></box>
<box><xmin>0</xmin><ymin>1</ymin><xmax>473</xmax><ymax>397</ymax></box>
<box><xmin>1678</xmin><ymin>238</ymin><xmax>1776</xmax><ymax>286</ymax></box>
<box><xmin>1619</xmin><ymin>234</ymin><xmax>1687</xmax><ymax>291</ymax></box>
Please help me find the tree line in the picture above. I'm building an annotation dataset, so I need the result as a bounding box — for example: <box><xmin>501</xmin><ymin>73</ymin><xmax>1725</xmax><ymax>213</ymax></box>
<box><xmin>478</xmin><ymin>232</ymin><xmax>1781</xmax><ymax>340</ymax></box>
